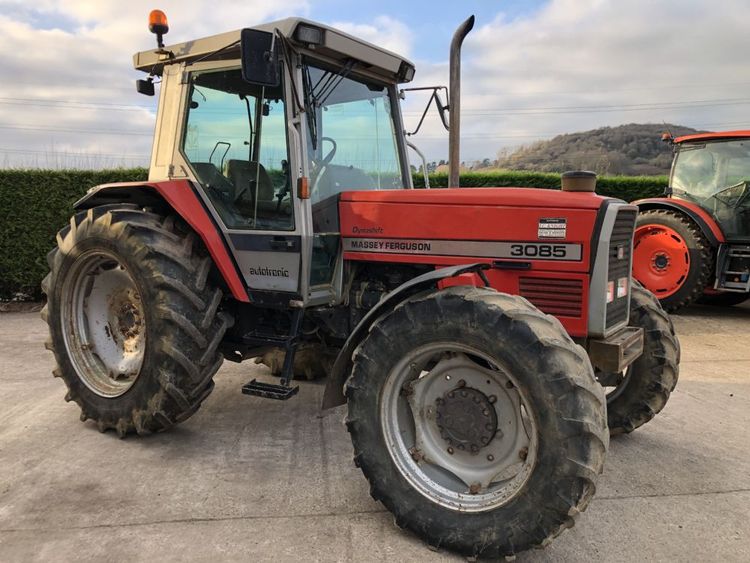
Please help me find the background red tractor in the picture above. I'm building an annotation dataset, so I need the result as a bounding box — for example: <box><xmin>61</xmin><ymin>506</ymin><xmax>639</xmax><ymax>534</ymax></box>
<box><xmin>633</xmin><ymin>131</ymin><xmax>750</xmax><ymax>311</ymax></box>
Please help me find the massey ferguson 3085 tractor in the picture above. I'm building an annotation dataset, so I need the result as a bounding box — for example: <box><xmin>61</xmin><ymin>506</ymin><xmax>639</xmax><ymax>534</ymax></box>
<box><xmin>633</xmin><ymin>130</ymin><xmax>750</xmax><ymax>311</ymax></box>
<box><xmin>42</xmin><ymin>12</ymin><xmax>679</xmax><ymax>558</ymax></box>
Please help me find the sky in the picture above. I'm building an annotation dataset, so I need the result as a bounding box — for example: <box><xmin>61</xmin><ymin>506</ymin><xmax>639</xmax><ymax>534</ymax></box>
<box><xmin>1</xmin><ymin>0</ymin><xmax>749</xmax><ymax>169</ymax></box>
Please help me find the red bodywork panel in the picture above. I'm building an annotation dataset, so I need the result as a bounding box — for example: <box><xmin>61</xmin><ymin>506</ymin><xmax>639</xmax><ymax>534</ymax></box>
<box><xmin>633</xmin><ymin>196</ymin><xmax>726</xmax><ymax>243</ymax></box>
<box><xmin>340</xmin><ymin>188</ymin><xmax>607</xmax><ymax>336</ymax></box>
<box><xmin>674</xmin><ymin>130</ymin><xmax>750</xmax><ymax>144</ymax></box>
<box><xmin>89</xmin><ymin>180</ymin><xmax>250</xmax><ymax>302</ymax></box>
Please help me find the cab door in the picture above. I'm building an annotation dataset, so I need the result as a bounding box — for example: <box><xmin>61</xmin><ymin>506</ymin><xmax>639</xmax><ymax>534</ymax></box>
<box><xmin>175</xmin><ymin>62</ymin><xmax>305</xmax><ymax>297</ymax></box>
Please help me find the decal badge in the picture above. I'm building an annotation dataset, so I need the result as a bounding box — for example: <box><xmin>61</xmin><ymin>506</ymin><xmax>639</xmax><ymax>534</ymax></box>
<box><xmin>538</xmin><ymin>218</ymin><xmax>567</xmax><ymax>239</ymax></box>
<box><xmin>343</xmin><ymin>238</ymin><xmax>582</xmax><ymax>261</ymax></box>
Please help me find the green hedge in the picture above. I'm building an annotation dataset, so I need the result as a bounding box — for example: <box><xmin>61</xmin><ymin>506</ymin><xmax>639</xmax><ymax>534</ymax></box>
<box><xmin>0</xmin><ymin>169</ymin><xmax>148</xmax><ymax>300</ymax></box>
<box><xmin>0</xmin><ymin>168</ymin><xmax>667</xmax><ymax>300</ymax></box>
<box><xmin>412</xmin><ymin>171</ymin><xmax>668</xmax><ymax>200</ymax></box>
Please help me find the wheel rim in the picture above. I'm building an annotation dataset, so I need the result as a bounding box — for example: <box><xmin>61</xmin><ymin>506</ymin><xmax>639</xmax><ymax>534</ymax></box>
<box><xmin>633</xmin><ymin>224</ymin><xmax>691</xmax><ymax>298</ymax></box>
<box><xmin>380</xmin><ymin>342</ymin><xmax>538</xmax><ymax>512</ymax></box>
<box><xmin>599</xmin><ymin>368</ymin><xmax>632</xmax><ymax>403</ymax></box>
<box><xmin>61</xmin><ymin>250</ymin><xmax>146</xmax><ymax>398</ymax></box>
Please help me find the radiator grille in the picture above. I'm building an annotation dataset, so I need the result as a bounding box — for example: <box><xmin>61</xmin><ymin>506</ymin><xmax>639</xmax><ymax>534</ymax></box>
<box><xmin>605</xmin><ymin>208</ymin><xmax>637</xmax><ymax>329</ymax></box>
<box><xmin>519</xmin><ymin>277</ymin><xmax>584</xmax><ymax>318</ymax></box>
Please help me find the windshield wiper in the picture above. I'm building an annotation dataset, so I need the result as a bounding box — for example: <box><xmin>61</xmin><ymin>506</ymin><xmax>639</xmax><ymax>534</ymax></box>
<box><xmin>302</xmin><ymin>59</ymin><xmax>357</xmax><ymax>150</ymax></box>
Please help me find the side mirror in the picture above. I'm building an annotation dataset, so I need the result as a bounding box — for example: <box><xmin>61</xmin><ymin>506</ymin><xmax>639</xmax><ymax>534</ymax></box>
<box><xmin>240</xmin><ymin>29</ymin><xmax>280</xmax><ymax>87</ymax></box>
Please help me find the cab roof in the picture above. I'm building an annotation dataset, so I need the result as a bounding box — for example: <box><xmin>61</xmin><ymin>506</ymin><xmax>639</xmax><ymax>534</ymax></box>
<box><xmin>674</xmin><ymin>130</ymin><xmax>750</xmax><ymax>144</ymax></box>
<box><xmin>132</xmin><ymin>17</ymin><xmax>415</xmax><ymax>84</ymax></box>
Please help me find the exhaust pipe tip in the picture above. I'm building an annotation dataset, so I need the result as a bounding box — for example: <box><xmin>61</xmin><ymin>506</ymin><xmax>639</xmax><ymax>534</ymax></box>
<box><xmin>448</xmin><ymin>15</ymin><xmax>476</xmax><ymax>189</ymax></box>
<box><xmin>561</xmin><ymin>170</ymin><xmax>597</xmax><ymax>192</ymax></box>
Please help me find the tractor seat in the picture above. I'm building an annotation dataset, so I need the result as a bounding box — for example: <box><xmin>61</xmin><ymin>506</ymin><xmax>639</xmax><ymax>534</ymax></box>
<box><xmin>226</xmin><ymin>159</ymin><xmax>279</xmax><ymax>211</ymax></box>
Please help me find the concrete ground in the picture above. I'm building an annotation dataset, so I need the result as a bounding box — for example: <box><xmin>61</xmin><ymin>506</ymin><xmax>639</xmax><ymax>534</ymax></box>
<box><xmin>0</xmin><ymin>304</ymin><xmax>749</xmax><ymax>562</ymax></box>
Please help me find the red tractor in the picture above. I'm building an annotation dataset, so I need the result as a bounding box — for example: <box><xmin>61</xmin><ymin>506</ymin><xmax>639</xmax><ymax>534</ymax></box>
<box><xmin>633</xmin><ymin>130</ymin><xmax>750</xmax><ymax>311</ymax></box>
<box><xmin>41</xmin><ymin>13</ymin><xmax>679</xmax><ymax>558</ymax></box>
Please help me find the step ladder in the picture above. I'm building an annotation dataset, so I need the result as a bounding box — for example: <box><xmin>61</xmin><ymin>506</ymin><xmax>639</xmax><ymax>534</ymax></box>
<box><xmin>715</xmin><ymin>244</ymin><xmax>750</xmax><ymax>292</ymax></box>
<box><xmin>242</xmin><ymin>308</ymin><xmax>303</xmax><ymax>400</ymax></box>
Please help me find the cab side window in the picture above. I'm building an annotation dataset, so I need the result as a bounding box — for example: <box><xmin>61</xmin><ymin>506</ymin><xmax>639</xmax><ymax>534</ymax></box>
<box><xmin>182</xmin><ymin>67</ymin><xmax>293</xmax><ymax>230</ymax></box>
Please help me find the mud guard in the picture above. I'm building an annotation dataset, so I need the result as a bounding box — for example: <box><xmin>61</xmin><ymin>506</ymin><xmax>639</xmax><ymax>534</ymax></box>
<box><xmin>321</xmin><ymin>263</ymin><xmax>488</xmax><ymax>410</ymax></box>
<box><xmin>74</xmin><ymin>180</ymin><xmax>250</xmax><ymax>302</ymax></box>
<box><xmin>633</xmin><ymin>197</ymin><xmax>725</xmax><ymax>247</ymax></box>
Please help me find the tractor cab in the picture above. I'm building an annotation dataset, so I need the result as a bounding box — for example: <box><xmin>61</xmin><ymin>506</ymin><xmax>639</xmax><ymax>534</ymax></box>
<box><xmin>132</xmin><ymin>18</ymin><xmax>414</xmax><ymax>304</ymax></box>
<box><xmin>670</xmin><ymin>133</ymin><xmax>750</xmax><ymax>241</ymax></box>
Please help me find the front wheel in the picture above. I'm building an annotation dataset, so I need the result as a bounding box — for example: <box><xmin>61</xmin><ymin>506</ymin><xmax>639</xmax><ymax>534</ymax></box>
<box><xmin>345</xmin><ymin>287</ymin><xmax>608</xmax><ymax>558</ymax></box>
<box><xmin>600</xmin><ymin>281</ymin><xmax>680</xmax><ymax>434</ymax></box>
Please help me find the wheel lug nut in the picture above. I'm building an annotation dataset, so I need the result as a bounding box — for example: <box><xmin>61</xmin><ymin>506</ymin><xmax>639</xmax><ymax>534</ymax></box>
<box><xmin>485</xmin><ymin>423</ymin><xmax>493</xmax><ymax>431</ymax></box>
<box><xmin>519</xmin><ymin>447</ymin><xmax>528</xmax><ymax>461</ymax></box>
<box><xmin>487</xmin><ymin>454</ymin><xmax>494</xmax><ymax>461</ymax></box>
<box><xmin>505</xmin><ymin>381</ymin><xmax>514</xmax><ymax>389</ymax></box>
<box><xmin>482</xmin><ymin>409</ymin><xmax>489</xmax><ymax>416</ymax></box>
<box><xmin>457</xmin><ymin>379</ymin><xmax>466</xmax><ymax>388</ymax></box>
<box><xmin>460</xmin><ymin>390</ymin><xmax>467</xmax><ymax>398</ymax></box>
<box><xmin>489</xmin><ymin>395</ymin><xmax>497</xmax><ymax>404</ymax></box>
<box><xmin>447</xmin><ymin>447</ymin><xmax>454</xmax><ymax>455</ymax></box>
<box><xmin>470</xmin><ymin>445</ymin><xmax>479</xmax><ymax>453</ymax></box>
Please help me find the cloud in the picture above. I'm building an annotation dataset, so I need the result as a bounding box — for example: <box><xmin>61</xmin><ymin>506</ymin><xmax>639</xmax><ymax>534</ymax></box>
<box><xmin>0</xmin><ymin>1</ymin><xmax>309</xmax><ymax>168</ymax></box>
<box><xmin>328</xmin><ymin>16</ymin><xmax>413</xmax><ymax>58</ymax></box>
<box><xmin>3</xmin><ymin>0</ymin><xmax>750</xmax><ymax>169</ymax></box>
<box><xmin>403</xmin><ymin>0</ymin><xmax>750</xmax><ymax>163</ymax></box>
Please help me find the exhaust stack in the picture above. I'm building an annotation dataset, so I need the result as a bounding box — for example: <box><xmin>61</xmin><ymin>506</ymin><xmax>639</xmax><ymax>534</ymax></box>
<box><xmin>448</xmin><ymin>15</ymin><xmax>475</xmax><ymax>188</ymax></box>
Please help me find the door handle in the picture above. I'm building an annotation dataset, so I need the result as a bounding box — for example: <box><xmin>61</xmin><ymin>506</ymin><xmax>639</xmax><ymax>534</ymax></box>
<box><xmin>269</xmin><ymin>239</ymin><xmax>295</xmax><ymax>250</ymax></box>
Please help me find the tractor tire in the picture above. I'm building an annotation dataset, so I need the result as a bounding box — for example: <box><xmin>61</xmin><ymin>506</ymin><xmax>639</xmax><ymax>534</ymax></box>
<box><xmin>604</xmin><ymin>281</ymin><xmax>680</xmax><ymax>435</ymax></box>
<box><xmin>633</xmin><ymin>209</ymin><xmax>714</xmax><ymax>312</ymax></box>
<box><xmin>345</xmin><ymin>286</ymin><xmax>608</xmax><ymax>559</ymax></box>
<box><xmin>42</xmin><ymin>204</ymin><xmax>230</xmax><ymax>437</ymax></box>
<box><xmin>697</xmin><ymin>292</ymin><xmax>749</xmax><ymax>307</ymax></box>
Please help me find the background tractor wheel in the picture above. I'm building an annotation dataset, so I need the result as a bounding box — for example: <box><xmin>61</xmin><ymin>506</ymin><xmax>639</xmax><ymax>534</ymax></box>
<box><xmin>697</xmin><ymin>291</ymin><xmax>749</xmax><ymax>307</ymax></box>
<box><xmin>632</xmin><ymin>209</ymin><xmax>714</xmax><ymax>312</ymax></box>
<box><xmin>345</xmin><ymin>286</ymin><xmax>608</xmax><ymax>559</ymax></box>
<box><xmin>42</xmin><ymin>204</ymin><xmax>230</xmax><ymax>437</ymax></box>
<box><xmin>601</xmin><ymin>281</ymin><xmax>680</xmax><ymax>434</ymax></box>
<box><xmin>255</xmin><ymin>342</ymin><xmax>335</xmax><ymax>380</ymax></box>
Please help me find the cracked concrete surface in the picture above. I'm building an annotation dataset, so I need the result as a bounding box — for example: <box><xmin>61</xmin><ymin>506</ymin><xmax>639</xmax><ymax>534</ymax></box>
<box><xmin>0</xmin><ymin>303</ymin><xmax>748</xmax><ymax>561</ymax></box>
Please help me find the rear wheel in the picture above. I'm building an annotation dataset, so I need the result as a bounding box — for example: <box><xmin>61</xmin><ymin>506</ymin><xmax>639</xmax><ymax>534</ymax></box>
<box><xmin>632</xmin><ymin>209</ymin><xmax>713</xmax><ymax>312</ymax></box>
<box><xmin>600</xmin><ymin>281</ymin><xmax>680</xmax><ymax>434</ymax></box>
<box><xmin>697</xmin><ymin>291</ymin><xmax>749</xmax><ymax>307</ymax></box>
<box><xmin>42</xmin><ymin>205</ymin><xmax>230</xmax><ymax>436</ymax></box>
<box><xmin>345</xmin><ymin>287</ymin><xmax>608</xmax><ymax>558</ymax></box>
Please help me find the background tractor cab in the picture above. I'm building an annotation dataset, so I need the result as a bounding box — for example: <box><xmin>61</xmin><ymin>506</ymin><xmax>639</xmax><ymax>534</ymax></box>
<box><xmin>632</xmin><ymin>130</ymin><xmax>750</xmax><ymax>311</ymax></box>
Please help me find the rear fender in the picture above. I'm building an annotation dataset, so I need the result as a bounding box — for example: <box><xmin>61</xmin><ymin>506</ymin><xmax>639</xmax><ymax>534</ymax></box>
<box><xmin>75</xmin><ymin>180</ymin><xmax>250</xmax><ymax>302</ymax></box>
<box><xmin>633</xmin><ymin>197</ymin><xmax>725</xmax><ymax>246</ymax></box>
<box><xmin>321</xmin><ymin>263</ymin><xmax>487</xmax><ymax>410</ymax></box>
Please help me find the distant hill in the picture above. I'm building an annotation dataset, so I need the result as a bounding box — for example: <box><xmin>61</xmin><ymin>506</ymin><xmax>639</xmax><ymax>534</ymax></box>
<box><xmin>494</xmin><ymin>123</ymin><xmax>701</xmax><ymax>176</ymax></box>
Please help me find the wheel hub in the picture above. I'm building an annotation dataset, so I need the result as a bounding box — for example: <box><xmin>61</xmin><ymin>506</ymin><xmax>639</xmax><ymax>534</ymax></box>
<box><xmin>652</xmin><ymin>253</ymin><xmax>670</xmax><ymax>271</ymax></box>
<box><xmin>435</xmin><ymin>385</ymin><xmax>497</xmax><ymax>453</ymax></box>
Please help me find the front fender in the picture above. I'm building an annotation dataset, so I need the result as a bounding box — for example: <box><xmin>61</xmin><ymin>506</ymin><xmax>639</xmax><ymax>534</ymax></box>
<box><xmin>321</xmin><ymin>263</ymin><xmax>488</xmax><ymax>410</ymax></box>
<box><xmin>76</xmin><ymin>180</ymin><xmax>250</xmax><ymax>303</ymax></box>
<box><xmin>633</xmin><ymin>197</ymin><xmax>725</xmax><ymax>246</ymax></box>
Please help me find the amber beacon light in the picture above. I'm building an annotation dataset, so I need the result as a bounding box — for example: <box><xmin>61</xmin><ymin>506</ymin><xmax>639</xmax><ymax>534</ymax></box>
<box><xmin>148</xmin><ymin>10</ymin><xmax>169</xmax><ymax>48</ymax></box>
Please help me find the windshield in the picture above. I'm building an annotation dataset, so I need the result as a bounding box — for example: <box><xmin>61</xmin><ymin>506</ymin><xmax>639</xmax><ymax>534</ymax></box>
<box><xmin>301</xmin><ymin>59</ymin><xmax>405</xmax><ymax>204</ymax></box>
<box><xmin>672</xmin><ymin>139</ymin><xmax>750</xmax><ymax>238</ymax></box>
